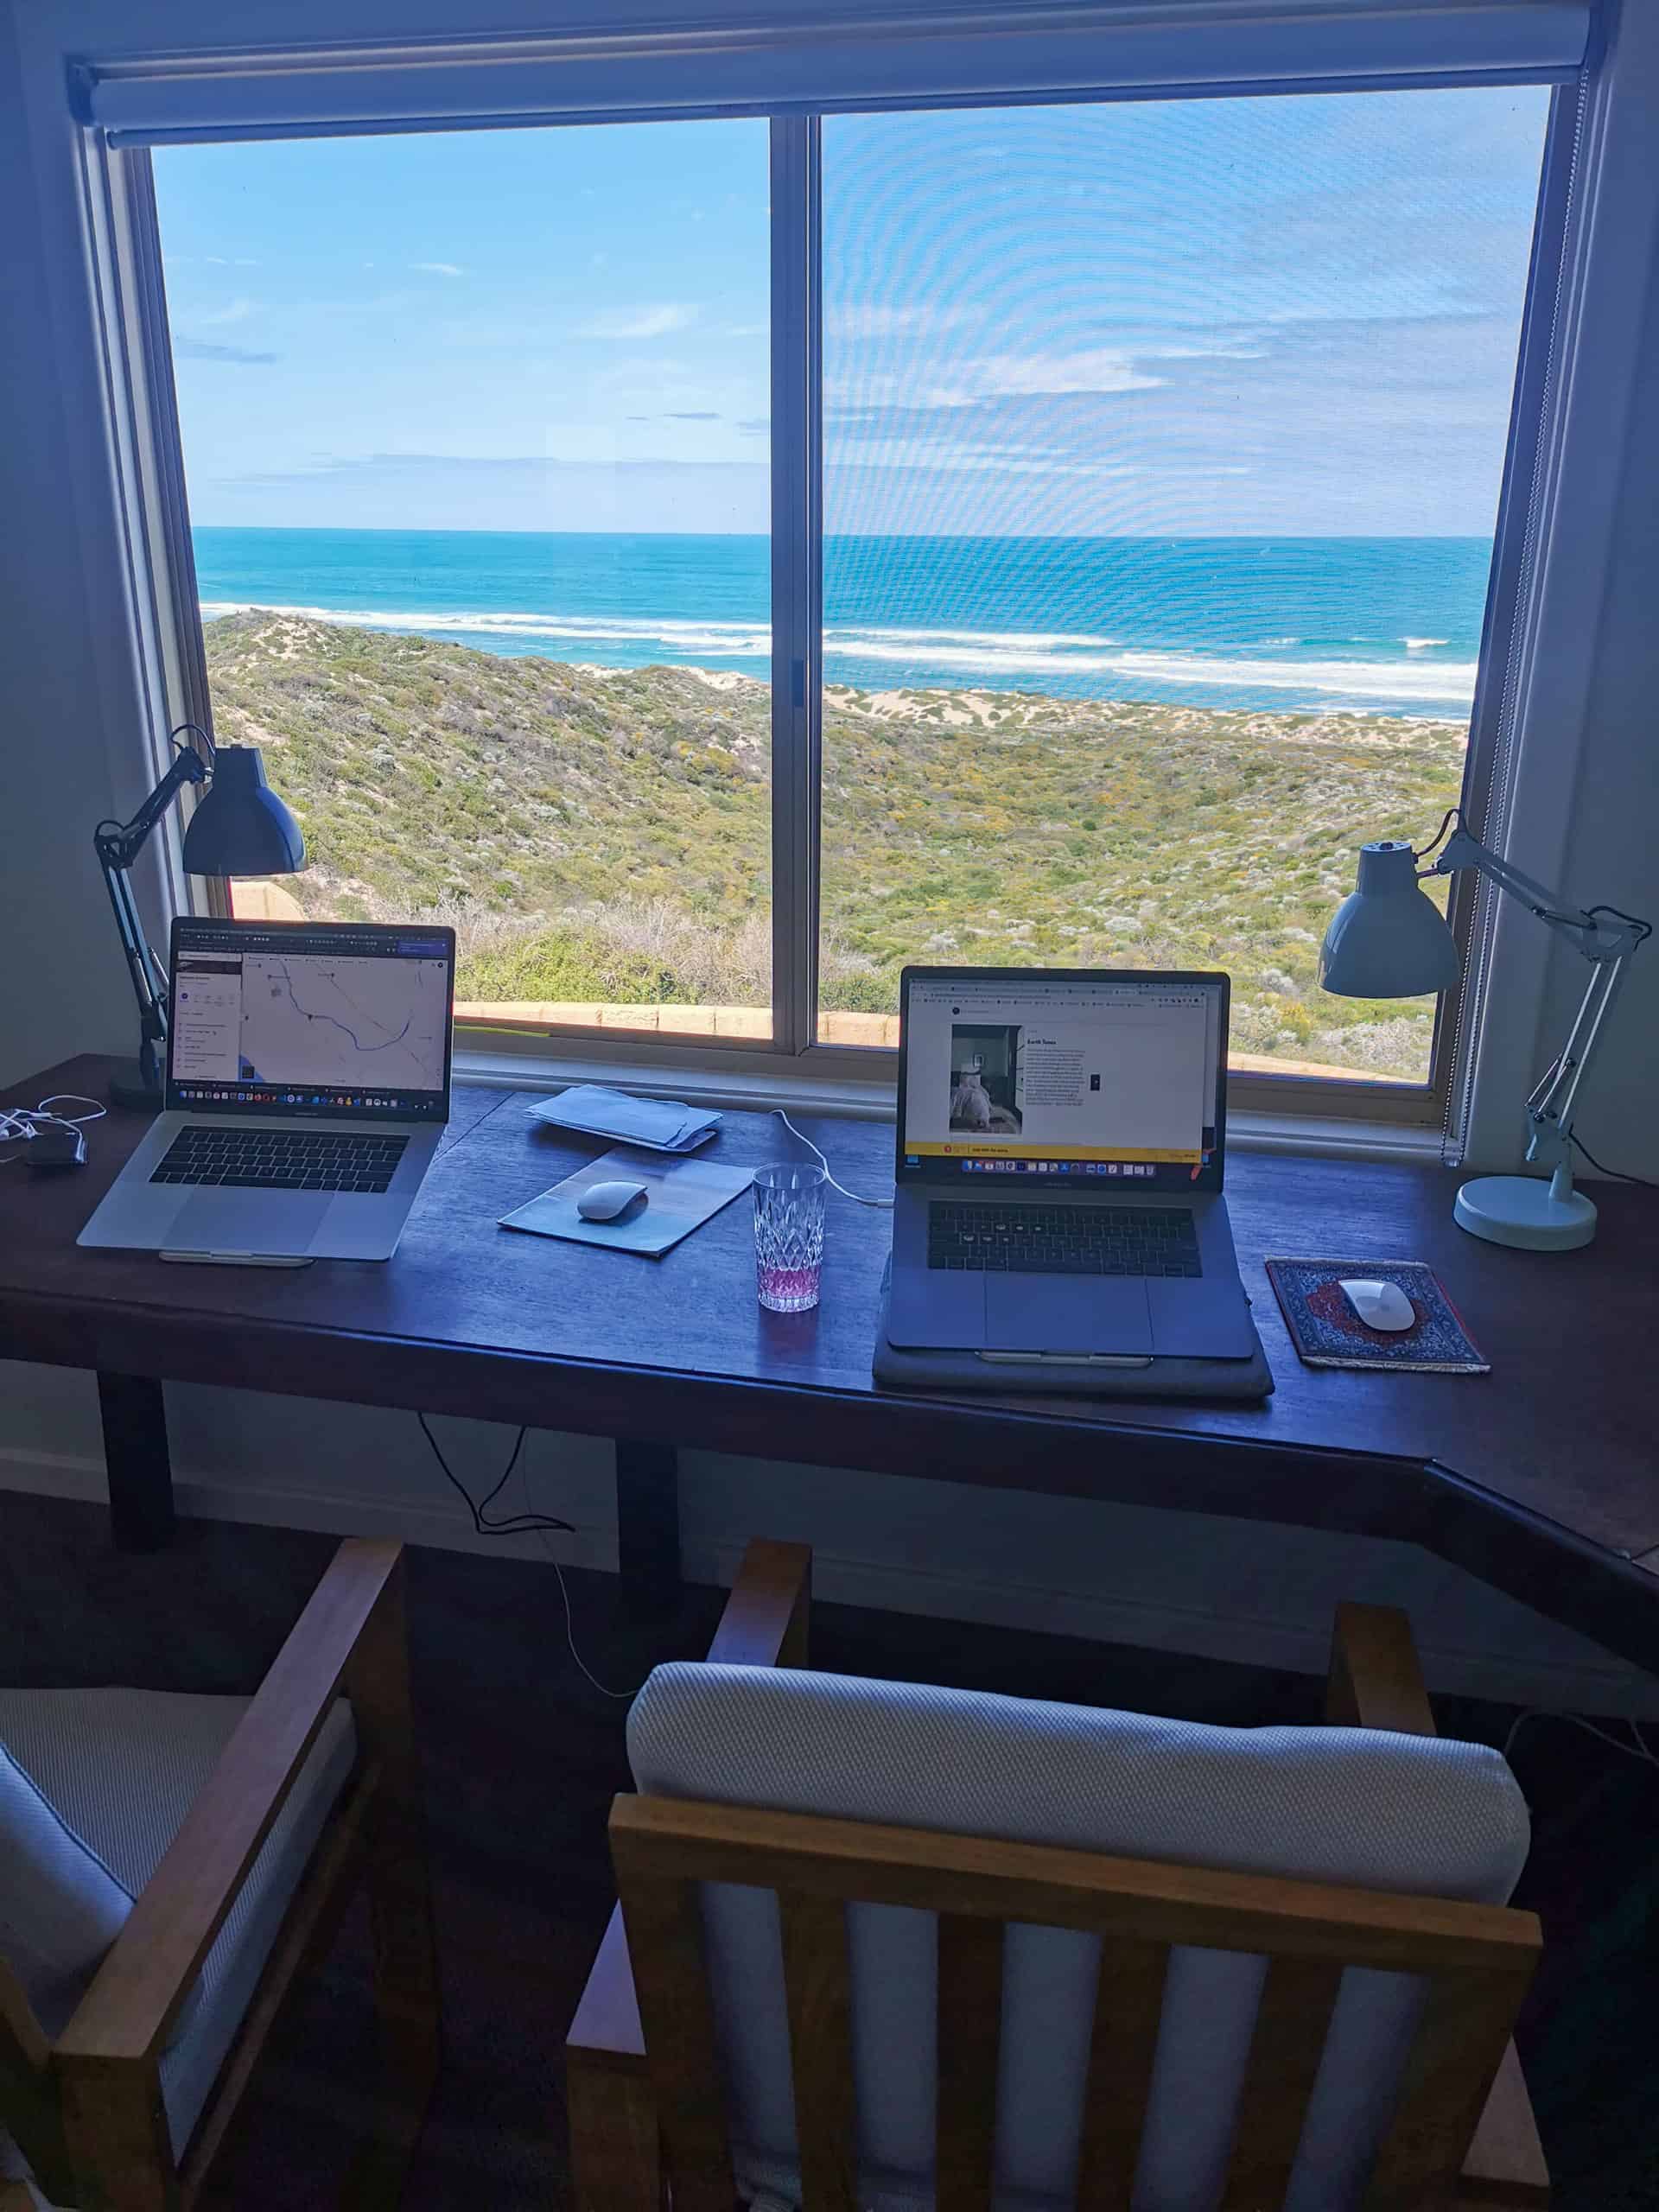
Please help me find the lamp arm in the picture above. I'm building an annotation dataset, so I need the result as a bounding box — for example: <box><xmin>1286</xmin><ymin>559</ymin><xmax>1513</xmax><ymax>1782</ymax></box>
<box><xmin>1421</xmin><ymin>819</ymin><xmax>1650</xmax><ymax>1176</ymax></box>
<box><xmin>1429</xmin><ymin>824</ymin><xmax>1647</xmax><ymax>962</ymax></box>
<box><xmin>1522</xmin><ymin>953</ymin><xmax>1630</xmax><ymax>1170</ymax></box>
<box><xmin>94</xmin><ymin>747</ymin><xmax>207</xmax><ymax>873</ymax></box>
<box><xmin>92</xmin><ymin>747</ymin><xmax>209</xmax><ymax>1080</ymax></box>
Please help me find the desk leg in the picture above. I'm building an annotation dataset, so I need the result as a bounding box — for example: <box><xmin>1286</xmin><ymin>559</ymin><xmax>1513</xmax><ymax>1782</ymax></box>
<box><xmin>98</xmin><ymin>1374</ymin><xmax>177</xmax><ymax>1552</ymax></box>
<box><xmin>615</xmin><ymin>1440</ymin><xmax>680</xmax><ymax>1621</ymax></box>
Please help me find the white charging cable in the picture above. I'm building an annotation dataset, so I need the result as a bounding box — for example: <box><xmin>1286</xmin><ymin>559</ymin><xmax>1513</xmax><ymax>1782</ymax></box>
<box><xmin>0</xmin><ymin>1093</ymin><xmax>107</xmax><ymax>1161</ymax></box>
<box><xmin>772</xmin><ymin>1108</ymin><xmax>893</xmax><ymax>1209</ymax></box>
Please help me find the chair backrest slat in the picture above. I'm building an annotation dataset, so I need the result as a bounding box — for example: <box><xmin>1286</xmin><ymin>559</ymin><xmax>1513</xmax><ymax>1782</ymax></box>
<box><xmin>611</xmin><ymin>1793</ymin><xmax>1539</xmax><ymax>2212</ymax></box>
<box><xmin>613</xmin><ymin>1864</ymin><xmax>736</xmax><ymax>2212</ymax></box>
<box><xmin>1074</xmin><ymin>1936</ymin><xmax>1169</xmax><ymax>2209</ymax></box>
<box><xmin>1363</xmin><ymin>1967</ymin><xmax>1534</xmax><ymax>2208</ymax></box>
<box><xmin>936</xmin><ymin>1914</ymin><xmax>1002</xmax><ymax>2212</ymax></box>
<box><xmin>1219</xmin><ymin>1956</ymin><xmax>1345</xmax><ymax>2211</ymax></box>
<box><xmin>778</xmin><ymin>1892</ymin><xmax>858</xmax><ymax>2212</ymax></box>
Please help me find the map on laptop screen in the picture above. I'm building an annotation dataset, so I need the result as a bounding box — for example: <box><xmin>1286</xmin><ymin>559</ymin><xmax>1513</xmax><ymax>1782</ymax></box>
<box><xmin>168</xmin><ymin>923</ymin><xmax>454</xmax><ymax>1117</ymax></box>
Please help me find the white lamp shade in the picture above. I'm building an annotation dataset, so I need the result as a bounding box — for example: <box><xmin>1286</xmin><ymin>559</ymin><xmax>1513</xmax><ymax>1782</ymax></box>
<box><xmin>1319</xmin><ymin>840</ymin><xmax>1463</xmax><ymax>999</ymax></box>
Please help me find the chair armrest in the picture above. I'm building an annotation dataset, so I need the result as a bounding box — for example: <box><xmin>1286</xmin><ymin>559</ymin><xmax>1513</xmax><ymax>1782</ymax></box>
<box><xmin>567</xmin><ymin>1540</ymin><xmax>812</xmax><ymax>2075</ymax></box>
<box><xmin>1325</xmin><ymin>1602</ymin><xmax>1437</xmax><ymax>1737</ymax></box>
<box><xmin>54</xmin><ymin>1538</ymin><xmax>404</xmax><ymax>2067</ymax></box>
<box><xmin>1459</xmin><ymin>2040</ymin><xmax>1550</xmax><ymax>2205</ymax></box>
<box><xmin>705</xmin><ymin>1539</ymin><xmax>812</xmax><ymax>1668</ymax></box>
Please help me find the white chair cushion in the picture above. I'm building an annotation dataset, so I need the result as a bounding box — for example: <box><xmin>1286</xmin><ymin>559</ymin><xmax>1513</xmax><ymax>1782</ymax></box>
<box><xmin>629</xmin><ymin>1662</ymin><xmax>1530</xmax><ymax>2212</ymax></box>
<box><xmin>0</xmin><ymin>1742</ymin><xmax>130</xmax><ymax>2039</ymax></box>
<box><xmin>0</xmin><ymin>1687</ymin><xmax>356</xmax><ymax>2183</ymax></box>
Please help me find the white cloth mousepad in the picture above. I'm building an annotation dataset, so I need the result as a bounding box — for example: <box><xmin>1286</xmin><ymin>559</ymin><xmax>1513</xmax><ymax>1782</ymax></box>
<box><xmin>499</xmin><ymin>1147</ymin><xmax>752</xmax><ymax>1257</ymax></box>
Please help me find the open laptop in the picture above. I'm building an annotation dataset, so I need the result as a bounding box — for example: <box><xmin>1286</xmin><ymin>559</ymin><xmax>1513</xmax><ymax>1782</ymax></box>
<box><xmin>887</xmin><ymin>966</ymin><xmax>1255</xmax><ymax>1357</ymax></box>
<box><xmin>79</xmin><ymin>917</ymin><xmax>455</xmax><ymax>1264</ymax></box>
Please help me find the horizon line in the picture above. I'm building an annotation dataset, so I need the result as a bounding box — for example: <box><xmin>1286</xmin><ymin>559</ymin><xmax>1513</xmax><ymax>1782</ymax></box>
<box><xmin>191</xmin><ymin>523</ymin><xmax>1494</xmax><ymax>543</ymax></box>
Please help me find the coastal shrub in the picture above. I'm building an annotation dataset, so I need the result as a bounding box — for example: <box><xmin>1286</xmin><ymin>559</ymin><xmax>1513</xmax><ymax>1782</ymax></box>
<box><xmin>207</xmin><ymin>611</ymin><xmax>1463</xmax><ymax>1078</ymax></box>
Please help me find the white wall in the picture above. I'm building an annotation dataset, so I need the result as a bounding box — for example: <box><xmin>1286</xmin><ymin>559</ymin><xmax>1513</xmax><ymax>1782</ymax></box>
<box><xmin>3</xmin><ymin>0</ymin><xmax>1656</xmax><ymax>1710</ymax></box>
<box><xmin>1459</xmin><ymin>3</ymin><xmax>1659</xmax><ymax>1175</ymax></box>
<box><xmin>0</xmin><ymin>1</ymin><xmax>136</xmax><ymax>1080</ymax></box>
<box><xmin>1522</xmin><ymin>256</ymin><xmax>1659</xmax><ymax>1171</ymax></box>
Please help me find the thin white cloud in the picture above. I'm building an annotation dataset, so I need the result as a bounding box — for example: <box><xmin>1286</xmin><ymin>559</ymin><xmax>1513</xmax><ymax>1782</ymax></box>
<box><xmin>195</xmin><ymin>297</ymin><xmax>259</xmax><ymax>327</ymax></box>
<box><xmin>173</xmin><ymin>334</ymin><xmax>277</xmax><ymax>366</ymax></box>
<box><xmin>959</xmin><ymin>348</ymin><xmax>1163</xmax><ymax>401</ymax></box>
<box><xmin>411</xmin><ymin>261</ymin><xmax>464</xmax><ymax>277</ymax></box>
<box><xmin>576</xmin><ymin>303</ymin><xmax>697</xmax><ymax>340</ymax></box>
<box><xmin>900</xmin><ymin>350</ymin><xmax>1165</xmax><ymax>409</ymax></box>
<box><xmin>827</xmin><ymin>303</ymin><xmax>974</xmax><ymax>340</ymax></box>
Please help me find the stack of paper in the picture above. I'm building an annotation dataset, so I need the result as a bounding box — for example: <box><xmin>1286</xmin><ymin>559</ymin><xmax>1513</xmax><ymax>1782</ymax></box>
<box><xmin>529</xmin><ymin>1084</ymin><xmax>723</xmax><ymax>1154</ymax></box>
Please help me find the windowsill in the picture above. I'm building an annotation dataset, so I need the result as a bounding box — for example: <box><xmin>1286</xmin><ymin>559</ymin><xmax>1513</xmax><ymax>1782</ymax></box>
<box><xmin>454</xmin><ymin>1039</ymin><xmax>1446</xmax><ymax>1164</ymax></box>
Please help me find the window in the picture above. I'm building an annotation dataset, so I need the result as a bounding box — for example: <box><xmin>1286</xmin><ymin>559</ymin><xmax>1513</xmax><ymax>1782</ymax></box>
<box><xmin>111</xmin><ymin>30</ymin><xmax>1573</xmax><ymax>1118</ymax></box>
<box><xmin>152</xmin><ymin>121</ymin><xmax>773</xmax><ymax>1042</ymax></box>
<box><xmin>818</xmin><ymin>91</ymin><xmax>1549</xmax><ymax>1084</ymax></box>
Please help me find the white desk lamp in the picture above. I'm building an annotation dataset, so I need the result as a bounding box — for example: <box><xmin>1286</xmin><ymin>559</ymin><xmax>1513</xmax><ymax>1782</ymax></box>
<box><xmin>1319</xmin><ymin>810</ymin><xmax>1649</xmax><ymax>1251</ymax></box>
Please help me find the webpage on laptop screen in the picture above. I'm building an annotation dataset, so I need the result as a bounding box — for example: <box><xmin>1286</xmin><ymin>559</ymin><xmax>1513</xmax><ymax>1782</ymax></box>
<box><xmin>903</xmin><ymin>975</ymin><xmax>1221</xmax><ymax>1183</ymax></box>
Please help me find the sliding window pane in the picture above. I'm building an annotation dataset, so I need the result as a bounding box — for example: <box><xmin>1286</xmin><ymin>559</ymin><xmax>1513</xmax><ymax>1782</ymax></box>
<box><xmin>818</xmin><ymin>91</ymin><xmax>1548</xmax><ymax>1078</ymax></box>
<box><xmin>154</xmin><ymin>121</ymin><xmax>772</xmax><ymax>1041</ymax></box>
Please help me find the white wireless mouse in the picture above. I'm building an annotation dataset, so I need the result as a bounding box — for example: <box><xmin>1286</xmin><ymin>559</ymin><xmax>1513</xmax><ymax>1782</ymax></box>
<box><xmin>1338</xmin><ymin>1278</ymin><xmax>1416</xmax><ymax>1332</ymax></box>
<box><xmin>576</xmin><ymin>1178</ymin><xmax>649</xmax><ymax>1223</ymax></box>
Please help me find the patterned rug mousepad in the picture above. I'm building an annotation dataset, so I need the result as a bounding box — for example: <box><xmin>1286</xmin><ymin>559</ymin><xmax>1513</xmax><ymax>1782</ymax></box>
<box><xmin>1265</xmin><ymin>1257</ymin><xmax>1489</xmax><ymax>1373</ymax></box>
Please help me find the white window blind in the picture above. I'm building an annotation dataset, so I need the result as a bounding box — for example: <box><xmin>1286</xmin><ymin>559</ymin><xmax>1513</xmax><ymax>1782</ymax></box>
<box><xmin>78</xmin><ymin>3</ymin><xmax>1592</xmax><ymax>145</ymax></box>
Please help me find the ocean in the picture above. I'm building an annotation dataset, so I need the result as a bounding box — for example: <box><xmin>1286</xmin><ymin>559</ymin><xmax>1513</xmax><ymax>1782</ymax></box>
<box><xmin>194</xmin><ymin>528</ymin><xmax>1486</xmax><ymax>718</ymax></box>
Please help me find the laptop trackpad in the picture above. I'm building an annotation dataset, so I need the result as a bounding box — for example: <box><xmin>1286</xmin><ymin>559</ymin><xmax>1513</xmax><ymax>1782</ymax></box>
<box><xmin>987</xmin><ymin>1274</ymin><xmax>1154</xmax><ymax>1355</ymax></box>
<box><xmin>168</xmin><ymin>1190</ymin><xmax>334</xmax><ymax>1255</ymax></box>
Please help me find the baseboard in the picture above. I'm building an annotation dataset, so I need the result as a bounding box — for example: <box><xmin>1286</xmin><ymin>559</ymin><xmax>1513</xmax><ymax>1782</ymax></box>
<box><xmin>0</xmin><ymin>1444</ymin><xmax>612</xmax><ymax>1570</ymax></box>
<box><xmin>683</xmin><ymin>1536</ymin><xmax>1659</xmax><ymax>1718</ymax></box>
<box><xmin>3</xmin><ymin>1445</ymin><xmax>1651</xmax><ymax>1714</ymax></box>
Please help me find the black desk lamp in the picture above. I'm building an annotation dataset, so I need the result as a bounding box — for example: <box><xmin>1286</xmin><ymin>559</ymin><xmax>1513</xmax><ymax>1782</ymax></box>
<box><xmin>95</xmin><ymin>723</ymin><xmax>306</xmax><ymax>1109</ymax></box>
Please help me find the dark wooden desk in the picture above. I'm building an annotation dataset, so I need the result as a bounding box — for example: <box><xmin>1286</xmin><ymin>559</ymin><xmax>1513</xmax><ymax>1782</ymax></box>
<box><xmin>3</xmin><ymin>1055</ymin><xmax>1656</xmax><ymax>1669</ymax></box>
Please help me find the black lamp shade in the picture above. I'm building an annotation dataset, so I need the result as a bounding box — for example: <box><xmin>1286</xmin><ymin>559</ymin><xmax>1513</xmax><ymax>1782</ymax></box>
<box><xmin>181</xmin><ymin>746</ymin><xmax>306</xmax><ymax>878</ymax></box>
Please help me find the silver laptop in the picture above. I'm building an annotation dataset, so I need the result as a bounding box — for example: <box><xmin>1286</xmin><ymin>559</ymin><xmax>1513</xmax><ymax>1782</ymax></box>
<box><xmin>79</xmin><ymin>917</ymin><xmax>455</xmax><ymax>1264</ymax></box>
<box><xmin>887</xmin><ymin>966</ymin><xmax>1255</xmax><ymax>1357</ymax></box>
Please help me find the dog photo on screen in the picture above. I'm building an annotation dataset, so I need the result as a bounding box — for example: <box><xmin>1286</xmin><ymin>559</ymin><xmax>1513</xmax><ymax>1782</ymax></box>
<box><xmin>949</xmin><ymin>1024</ymin><xmax>1023</xmax><ymax>1134</ymax></box>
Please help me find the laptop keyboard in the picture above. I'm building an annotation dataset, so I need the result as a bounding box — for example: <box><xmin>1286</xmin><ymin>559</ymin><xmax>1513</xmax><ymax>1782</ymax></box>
<box><xmin>151</xmin><ymin>1127</ymin><xmax>409</xmax><ymax>1195</ymax></box>
<box><xmin>928</xmin><ymin>1202</ymin><xmax>1203</xmax><ymax>1277</ymax></box>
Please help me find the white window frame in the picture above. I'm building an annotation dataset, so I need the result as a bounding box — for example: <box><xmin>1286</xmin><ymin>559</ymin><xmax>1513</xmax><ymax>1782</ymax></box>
<box><xmin>60</xmin><ymin>3</ymin><xmax>1625</xmax><ymax>1145</ymax></box>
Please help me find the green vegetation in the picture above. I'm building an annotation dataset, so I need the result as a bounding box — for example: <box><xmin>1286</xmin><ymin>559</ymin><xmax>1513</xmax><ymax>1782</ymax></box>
<box><xmin>205</xmin><ymin>612</ymin><xmax>1465</xmax><ymax>1077</ymax></box>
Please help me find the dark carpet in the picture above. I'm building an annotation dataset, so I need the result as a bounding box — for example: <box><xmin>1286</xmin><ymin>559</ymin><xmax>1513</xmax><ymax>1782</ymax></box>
<box><xmin>1</xmin><ymin>1490</ymin><xmax>1654</xmax><ymax>2209</ymax></box>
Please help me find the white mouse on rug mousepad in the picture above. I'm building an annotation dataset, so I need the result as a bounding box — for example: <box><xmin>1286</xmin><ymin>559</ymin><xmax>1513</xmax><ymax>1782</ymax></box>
<box><xmin>1265</xmin><ymin>1257</ymin><xmax>1489</xmax><ymax>1372</ymax></box>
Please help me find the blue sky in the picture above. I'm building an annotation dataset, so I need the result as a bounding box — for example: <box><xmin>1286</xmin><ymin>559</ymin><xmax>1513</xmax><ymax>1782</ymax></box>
<box><xmin>156</xmin><ymin>86</ymin><xmax>1549</xmax><ymax>537</ymax></box>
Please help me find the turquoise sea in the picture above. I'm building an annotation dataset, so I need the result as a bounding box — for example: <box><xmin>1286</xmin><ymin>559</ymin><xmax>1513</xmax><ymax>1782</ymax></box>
<box><xmin>193</xmin><ymin>528</ymin><xmax>1487</xmax><ymax>718</ymax></box>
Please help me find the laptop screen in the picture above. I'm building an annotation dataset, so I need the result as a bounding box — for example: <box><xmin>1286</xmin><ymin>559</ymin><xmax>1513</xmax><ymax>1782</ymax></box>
<box><xmin>896</xmin><ymin>967</ymin><xmax>1229</xmax><ymax>1192</ymax></box>
<box><xmin>166</xmin><ymin>919</ymin><xmax>456</xmax><ymax>1122</ymax></box>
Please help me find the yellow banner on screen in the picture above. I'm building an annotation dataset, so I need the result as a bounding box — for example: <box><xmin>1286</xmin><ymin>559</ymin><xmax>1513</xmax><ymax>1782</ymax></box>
<box><xmin>907</xmin><ymin>1141</ymin><xmax>1202</xmax><ymax>1164</ymax></box>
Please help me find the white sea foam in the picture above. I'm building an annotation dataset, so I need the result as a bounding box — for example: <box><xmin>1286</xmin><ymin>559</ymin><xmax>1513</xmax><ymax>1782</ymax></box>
<box><xmin>202</xmin><ymin>601</ymin><xmax>772</xmax><ymax>656</ymax></box>
<box><xmin>1402</xmin><ymin>636</ymin><xmax>1450</xmax><ymax>650</ymax></box>
<box><xmin>200</xmin><ymin>599</ymin><xmax>1475</xmax><ymax>704</ymax></box>
<box><xmin>828</xmin><ymin>623</ymin><xmax>1119</xmax><ymax>651</ymax></box>
<box><xmin>827</xmin><ymin>638</ymin><xmax>1478</xmax><ymax>703</ymax></box>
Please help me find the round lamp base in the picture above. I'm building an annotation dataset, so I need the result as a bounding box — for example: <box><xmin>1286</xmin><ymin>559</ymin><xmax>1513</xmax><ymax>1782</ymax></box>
<box><xmin>108</xmin><ymin>1059</ymin><xmax>165</xmax><ymax>1114</ymax></box>
<box><xmin>1454</xmin><ymin>1174</ymin><xmax>1597</xmax><ymax>1252</ymax></box>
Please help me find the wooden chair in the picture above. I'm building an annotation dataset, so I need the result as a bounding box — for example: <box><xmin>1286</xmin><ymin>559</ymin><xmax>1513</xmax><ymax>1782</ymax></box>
<box><xmin>568</xmin><ymin>1540</ymin><xmax>1549</xmax><ymax>2210</ymax></box>
<box><xmin>0</xmin><ymin>1538</ymin><xmax>439</xmax><ymax>2209</ymax></box>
